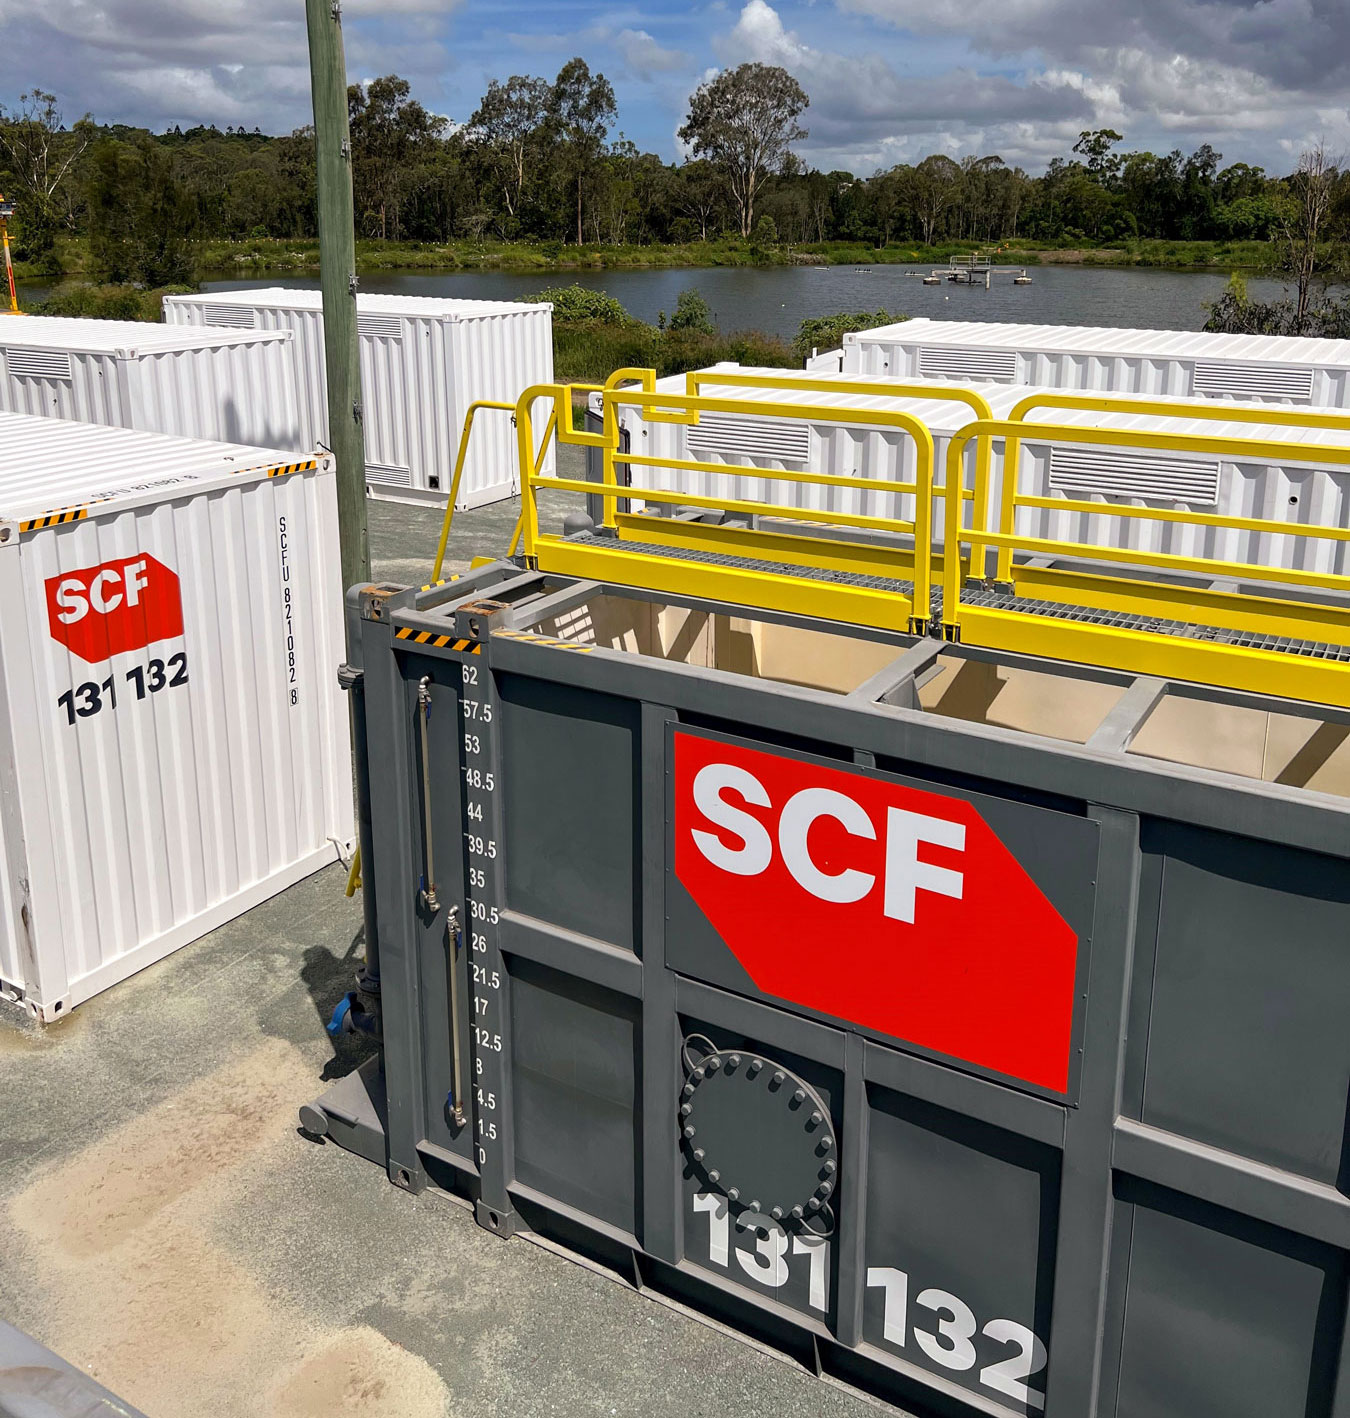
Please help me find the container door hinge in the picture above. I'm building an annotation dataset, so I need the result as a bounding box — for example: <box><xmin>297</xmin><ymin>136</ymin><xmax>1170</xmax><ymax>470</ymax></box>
<box><xmin>337</xmin><ymin>663</ymin><xmax>363</xmax><ymax>692</ymax></box>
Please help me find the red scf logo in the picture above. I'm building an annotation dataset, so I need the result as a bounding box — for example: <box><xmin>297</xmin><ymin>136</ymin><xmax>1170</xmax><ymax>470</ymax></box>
<box><xmin>45</xmin><ymin>555</ymin><xmax>184</xmax><ymax>663</ymax></box>
<box><xmin>674</xmin><ymin>732</ymin><xmax>1080</xmax><ymax>1092</ymax></box>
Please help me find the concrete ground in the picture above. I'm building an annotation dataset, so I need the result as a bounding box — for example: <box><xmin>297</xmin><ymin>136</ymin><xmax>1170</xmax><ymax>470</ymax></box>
<box><xmin>0</xmin><ymin>453</ymin><xmax>884</xmax><ymax>1418</ymax></box>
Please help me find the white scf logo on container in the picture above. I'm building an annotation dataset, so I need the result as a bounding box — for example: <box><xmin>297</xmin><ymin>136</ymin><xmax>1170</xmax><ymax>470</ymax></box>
<box><xmin>52</xmin><ymin>559</ymin><xmax>151</xmax><ymax>623</ymax></box>
<box><xmin>690</xmin><ymin>760</ymin><xmax>966</xmax><ymax>924</ymax></box>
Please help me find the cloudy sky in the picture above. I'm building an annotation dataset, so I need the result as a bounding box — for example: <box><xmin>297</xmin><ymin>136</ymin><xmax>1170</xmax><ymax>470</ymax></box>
<box><xmin>0</xmin><ymin>0</ymin><xmax>1346</xmax><ymax>176</ymax></box>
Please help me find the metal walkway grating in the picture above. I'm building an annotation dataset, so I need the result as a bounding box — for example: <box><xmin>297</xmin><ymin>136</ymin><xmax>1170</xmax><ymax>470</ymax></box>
<box><xmin>962</xmin><ymin>588</ymin><xmax>1350</xmax><ymax>664</ymax></box>
<box><xmin>570</xmin><ymin>531</ymin><xmax>920</xmax><ymax>596</ymax></box>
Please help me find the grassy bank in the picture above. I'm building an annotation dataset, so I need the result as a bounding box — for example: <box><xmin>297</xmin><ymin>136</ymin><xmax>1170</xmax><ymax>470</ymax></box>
<box><xmin>15</xmin><ymin>234</ymin><xmax>1295</xmax><ymax>285</ymax></box>
<box><xmin>552</xmin><ymin>322</ymin><xmax>794</xmax><ymax>384</ymax></box>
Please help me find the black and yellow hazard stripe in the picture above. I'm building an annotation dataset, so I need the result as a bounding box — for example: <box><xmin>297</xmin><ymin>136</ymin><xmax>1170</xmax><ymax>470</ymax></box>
<box><xmin>395</xmin><ymin>626</ymin><xmax>483</xmax><ymax>654</ymax></box>
<box><xmin>495</xmin><ymin>628</ymin><xmax>595</xmax><ymax>654</ymax></box>
<box><xmin>20</xmin><ymin>506</ymin><xmax>89</xmax><ymax>533</ymax></box>
<box><xmin>419</xmin><ymin>574</ymin><xmax>461</xmax><ymax>592</ymax></box>
<box><xmin>264</xmin><ymin>458</ymin><xmax>320</xmax><ymax>480</ymax></box>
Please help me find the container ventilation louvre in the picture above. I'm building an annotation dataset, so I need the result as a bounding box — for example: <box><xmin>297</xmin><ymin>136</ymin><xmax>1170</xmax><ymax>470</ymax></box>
<box><xmin>358</xmin><ymin>315</ymin><xmax>404</xmax><ymax>340</ymax></box>
<box><xmin>919</xmin><ymin>347</ymin><xmax>1019</xmax><ymax>383</ymax></box>
<box><xmin>686</xmin><ymin>412</ymin><xmax>811</xmax><ymax>464</ymax></box>
<box><xmin>4</xmin><ymin>349</ymin><xmax>73</xmax><ymax>381</ymax></box>
<box><xmin>1049</xmin><ymin>446</ymin><xmax>1221</xmax><ymax>506</ymax></box>
<box><xmin>366</xmin><ymin>462</ymin><xmax>413</xmax><ymax>487</ymax></box>
<box><xmin>201</xmin><ymin>304</ymin><xmax>259</xmax><ymax>328</ymax></box>
<box><xmin>1192</xmin><ymin>361</ymin><xmax>1314</xmax><ymax>402</ymax></box>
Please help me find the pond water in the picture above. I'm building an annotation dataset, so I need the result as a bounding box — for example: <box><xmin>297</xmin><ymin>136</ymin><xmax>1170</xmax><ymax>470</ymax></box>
<box><xmin>214</xmin><ymin>263</ymin><xmax>1301</xmax><ymax>340</ymax></box>
<box><xmin>19</xmin><ymin>262</ymin><xmax>1304</xmax><ymax>340</ymax></box>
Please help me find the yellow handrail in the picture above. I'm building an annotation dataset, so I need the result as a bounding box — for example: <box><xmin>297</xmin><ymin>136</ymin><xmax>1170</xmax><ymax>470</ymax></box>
<box><xmin>942</xmin><ymin>419</ymin><xmax>1350</xmax><ymax>632</ymax></box>
<box><xmin>516</xmin><ymin>380</ymin><xmax>939</xmax><ymax>624</ymax></box>
<box><xmin>681</xmin><ymin>368</ymin><xmax>995</xmax><ymax>554</ymax></box>
<box><xmin>995</xmin><ymin>392</ymin><xmax>1350</xmax><ymax>582</ymax></box>
<box><xmin>432</xmin><ymin>384</ymin><xmax>619</xmax><ymax>581</ymax></box>
<box><xmin>431</xmin><ymin>400</ymin><xmax>515</xmax><ymax>581</ymax></box>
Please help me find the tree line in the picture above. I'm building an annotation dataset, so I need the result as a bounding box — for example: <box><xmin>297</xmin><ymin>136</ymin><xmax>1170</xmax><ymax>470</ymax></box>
<box><xmin>1</xmin><ymin>68</ymin><xmax>1346</xmax><ymax>319</ymax></box>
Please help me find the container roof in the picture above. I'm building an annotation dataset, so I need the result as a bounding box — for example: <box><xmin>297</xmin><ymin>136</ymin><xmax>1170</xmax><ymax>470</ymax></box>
<box><xmin>0</xmin><ymin>313</ymin><xmax>289</xmax><ymax>353</ymax></box>
<box><xmin>637</xmin><ymin>365</ymin><xmax>1350</xmax><ymax>457</ymax></box>
<box><xmin>848</xmin><ymin>318</ymin><xmax>1350</xmax><ymax>367</ymax></box>
<box><xmin>167</xmin><ymin>287</ymin><xmax>550</xmax><ymax>318</ymax></box>
<box><xmin>0</xmin><ymin>412</ymin><xmax>321</xmax><ymax>523</ymax></box>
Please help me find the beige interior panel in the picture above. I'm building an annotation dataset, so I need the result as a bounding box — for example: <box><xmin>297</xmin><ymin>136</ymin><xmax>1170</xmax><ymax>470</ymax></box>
<box><xmin>1129</xmin><ymin>696</ymin><xmax>1350</xmax><ymax>797</ymax></box>
<box><xmin>918</xmin><ymin>655</ymin><xmax>1122</xmax><ymax>743</ymax></box>
<box><xmin>533</xmin><ymin>594</ymin><xmax>906</xmax><ymax>694</ymax></box>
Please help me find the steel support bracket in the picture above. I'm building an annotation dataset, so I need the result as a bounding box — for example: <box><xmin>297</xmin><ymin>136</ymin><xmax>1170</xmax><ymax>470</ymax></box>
<box><xmin>475</xmin><ymin>1198</ymin><xmax>522</xmax><ymax>1239</ymax></box>
<box><xmin>453</xmin><ymin>597</ymin><xmax>512</xmax><ymax>642</ymax></box>
<box><xmin>359</xmin><ymin>583</ymin><xmax>406</xmax><ymax>622</ymax></box>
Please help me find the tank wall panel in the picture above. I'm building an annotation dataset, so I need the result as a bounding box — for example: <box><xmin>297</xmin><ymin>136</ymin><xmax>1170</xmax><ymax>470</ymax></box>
<box><xmin>1138</xmin><ymin>823</ymin><xmax>1350</xmax><ymax>1183</ymax></box>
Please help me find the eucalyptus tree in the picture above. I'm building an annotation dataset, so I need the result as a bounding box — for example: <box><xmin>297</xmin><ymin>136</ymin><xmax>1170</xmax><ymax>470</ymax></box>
<box><xmin>679</xmin><ymin>63</ymin><xmax>808</xmax><ymax>238</ymax></box>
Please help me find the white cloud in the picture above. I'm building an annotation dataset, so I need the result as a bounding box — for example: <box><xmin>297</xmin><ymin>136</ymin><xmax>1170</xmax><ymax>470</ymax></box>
<box><xmin>834</xmin><ymin>0</ymin><xmax>1350</xmax><ymax>166</ymax></box>
<box><xmin>717</xmin><ymin>0</ymin><xmax>1092</xmax><ymax>170</ymax></box>
<box><xmin>712</xmin><ymin>0</ymin><xmax>1350</xmax><ymax>172</ymax></box>
<box><xmin>0</xmin><ymin>0</ymin><xmax>459</xmax><ymax>132</ymax></box>
<box><xmin>613</xmin><ymin>27</ymin><xmax>691</xmax><ymax>77</ymax></box>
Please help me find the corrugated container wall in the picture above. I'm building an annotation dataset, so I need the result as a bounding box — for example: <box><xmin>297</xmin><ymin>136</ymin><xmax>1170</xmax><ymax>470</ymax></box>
<box><xmin>163</xmin><ymin>289</ymin><xmax>555</xmax><ymax>508</ymax></box>
<box><xmin>0</xmin><ymin>314</ymin><xmax>305</xmax><ymax>450</ymax></box>
<box><xmin>605</xmin><ymin>366</ymin><xmax>1350</xmax><ymax>575</ymax></box>
<box><xmin>833</xmin><ymin>318</ymin><xmax>1350</xmax><ymax>405</ymax></box>
<box><xmin>0</xmin><ymin>413</ymin><xmax>353</xmax><ymax>1021</ymax></box>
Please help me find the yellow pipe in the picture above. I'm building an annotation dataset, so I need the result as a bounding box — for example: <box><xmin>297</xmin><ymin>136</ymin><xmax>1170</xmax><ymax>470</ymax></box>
<box><xmin>507</xmin><ymin>512</ymin><xmax>525</xmax><ymax>557</ymax></box>
<box><xmin>942</xmin><ymin>417</ymin><xmax>1350</xmax><ymax>634</ymax></box>
<box><xmin>1012</xmin><ymin>493</ymin><xmax>1350</xmax><ymax>542</ymax></box>
<box><xmin>594</xmin><ymin>383</ymin><xmax>937</xmax><ymax>621</ymax></box>
<box><xmin>994</xmin><ymin>391</ymin><xmax>1350</xmax><ymax>582</ymax></box>
<box><xmin>615</xmin><ymin>451</ymin><xmax>925</xmax><ymax>497</ymax></box>
<box><xmin>530</xmin><ymin>473</ymin><xmax>924</xmax><ymax>542</ymax></box>
<box><xmin>430</xmin><ymin>400</ymin><xmax>516</xmax><ymax>582</ymax></box>
<box><xmin>681</xmin><ymin>367</ymin><xmax>996</xmax><ymax>563</ymax></box>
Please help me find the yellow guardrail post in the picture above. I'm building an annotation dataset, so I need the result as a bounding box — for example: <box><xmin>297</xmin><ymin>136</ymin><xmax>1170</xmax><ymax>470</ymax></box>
<box><xmin>943</xmin><ymin>428</ymin><xmax>978</xmax><ymax>636</ymax></box>
<box><xmin>512</xmin><ymin>382</ymin><xmax>616</xmax><ymax>557</ymax></box>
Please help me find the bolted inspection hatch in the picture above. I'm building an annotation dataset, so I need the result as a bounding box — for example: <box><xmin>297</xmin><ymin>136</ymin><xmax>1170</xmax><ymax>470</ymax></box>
<box><xmin>680</xmin><ymin>1039</ymin><xmax>838</xmax><ymax>1224</ymax></box>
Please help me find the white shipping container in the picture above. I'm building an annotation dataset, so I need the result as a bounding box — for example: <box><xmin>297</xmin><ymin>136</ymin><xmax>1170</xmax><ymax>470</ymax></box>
<box><xmin>0</xmin><ymin>314</ymin><xmax>305</xmax><ymax>450</ymax></box>
<box><xmin>163</xmin><ymin>288</ymin><xmax>555</xmax><ymax>508</ymax></box>
<box><xmin>828</xmin><ymin>318</ymin><xmax>1350</xmax><ymax>406</ymax></box>
<box><xmin>606</xmin><ymin>366</ymin><xmax>1350</xmax><ymax>575</ymax></box>
<box><xmin>0</xmin><ymin>413</ymin><xmax>353</xmax><ymax>1020</ymax></box>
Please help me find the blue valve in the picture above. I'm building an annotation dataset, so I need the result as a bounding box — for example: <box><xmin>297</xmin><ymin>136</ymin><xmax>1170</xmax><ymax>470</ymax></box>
<box><xmin>326</xmin><ymin>992</ymin><xmax>356</xmax><ymax>1037</ymax></box>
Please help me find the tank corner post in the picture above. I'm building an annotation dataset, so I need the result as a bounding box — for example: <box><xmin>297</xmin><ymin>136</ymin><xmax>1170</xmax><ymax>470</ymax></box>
<box><xmin>451</xmin><ymin>596</ymin><xmax>520</xmax><ymax>1238</ymax></box>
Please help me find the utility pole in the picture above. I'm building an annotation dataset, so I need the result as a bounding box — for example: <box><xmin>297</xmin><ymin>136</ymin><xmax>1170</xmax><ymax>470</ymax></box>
<box><xmin>304</xmin><ymin>0</ymin><xmax>369</xmax><ymax>591</ymax></box>
<box><xmin>306</xmin><ymin>0</ymin><xmax>381</xmax><ymax>1011</ymax></box>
